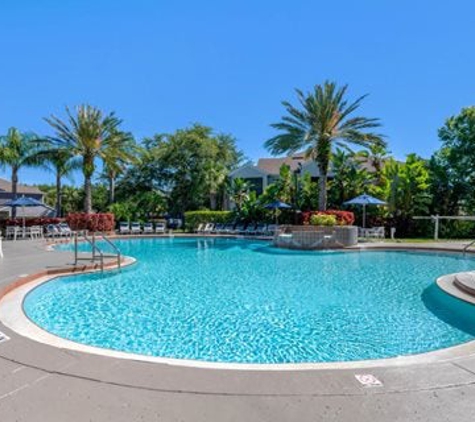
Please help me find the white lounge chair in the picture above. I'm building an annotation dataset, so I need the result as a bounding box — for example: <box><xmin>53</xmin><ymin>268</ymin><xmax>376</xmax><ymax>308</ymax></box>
<box><xmin>155</xmin><ymin>222</ymin><xmax>166</xmax><ymax>234</ymax></box>
<box><xmin>45</xmin><ymin>224</ymin><xmax>60</xmax><ymax>238</ymax></box>
<box><xmin>131</xmin><ymin>222</ymin><xmax>141</xmax><ymax>235</ymax></box>
<box><xmin>58</xmin><ymin>223</ymin><xmax>72</xmax><ymax>237</ymax></box>
<box><xmin>196</xmin><ymin>223</ymin><xmax>205</xmax><ymax>233</ymax></box>
<box><xmin>266</xmin><ymin>224</ymin><xmax>278</xmax><ymax>236</ymax></box>
<box><xmin>119</xmin><ymin>222</ymin><xmax>130</xmax><ymax>235</ymax></box>
<box><xmin>143</xmin><ymin>222</ymin><xmax>154</xmax><ymax>234</ymax></box>
<box><xmin>202</xmin><ymin>223</ymin><xmax>214</xmax><ymax>234</ymax></box>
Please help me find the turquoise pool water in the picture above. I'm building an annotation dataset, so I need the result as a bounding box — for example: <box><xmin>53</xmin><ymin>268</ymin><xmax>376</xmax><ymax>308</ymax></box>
<box><xmin>24</xmin><ymin>238</ymin><xmax>475</xmax><ymax>364</ymax></box>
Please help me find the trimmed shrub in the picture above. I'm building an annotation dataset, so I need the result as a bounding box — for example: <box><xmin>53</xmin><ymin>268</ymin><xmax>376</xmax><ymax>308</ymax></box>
<box><xmin>302</xmin><ymin>210</ymin><xmax>355</xmax><ymax>226</ymax></box>
<box><xmin>184</xmin><ymin>211</ymin><xmax>233</xmax><ymax>232</ymax></box>
<box><xmin>309</xmin><ymin>214</ymin><xmax>337</xmax><ymax>226</ymax></box>
<box><xmin>66</xmin><ymin>213</ymin><xmax>115</xmax><ymax>232</ymax></box>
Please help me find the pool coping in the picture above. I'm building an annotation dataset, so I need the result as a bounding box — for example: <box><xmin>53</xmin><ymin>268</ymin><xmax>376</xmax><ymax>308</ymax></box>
<box><xmin>2</xmin><ymin>237</ymin><xmax>475</xmax><ymax>371</ymax></box>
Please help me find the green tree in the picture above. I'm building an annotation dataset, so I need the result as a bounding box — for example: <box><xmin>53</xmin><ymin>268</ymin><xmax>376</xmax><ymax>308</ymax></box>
<box><xmin>0</xmin><ymin>128</ymin><xmax>41</xmax><ymax>218</ymax></box>
<box><xmin>430</xmin><ymin>106</ymin><xmax>475</xmax><ymax>214</ymax></box>
<box><xmin>265</xmin><ymin>81</ymin><xmax>385</xmax><ymax>210</ymax></box>
<box><xmin>299</xmin><ymin>172</ymin><xmax>319</xmax><ymax>211</ymax></box>
<box><xmin>44</xmin><ymin>105</ymin><xmax>124</xmax><ymax>213</ymax></box>
<box><xmin>101</xmin><ymin>130</ymin><xmax>139</xmax><ymax>204</ymax></box>
<box><xmin>120</xmin><ymin>124</ymin><xmax>242</xmax><ymax>215</ymax></box>
<box><xmin>229</xmin><ymin>178</ymin><xmax>251</xmax><ymax>213</ymax></box>
<box><xmin>381</xmin><ymin>154</ymin><xmax>431</xmax><ymax>218</ymax></box>
<box><xmin>32</xmin><ymin>140</ymin><xmax>80</xmax><ymax>216</ymax></box>
<box><xmin>328</xmin><ymin>149</ymin><xmax>373</xmax><ymax>207</ymax></box>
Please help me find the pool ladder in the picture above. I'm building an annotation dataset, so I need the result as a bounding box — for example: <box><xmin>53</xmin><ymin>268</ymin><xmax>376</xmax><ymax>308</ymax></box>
<box><xmin>73</xmin><ymin>231</ymin><xmax>122</xmax><ymax>272</ymax></box>
<box><xmin>463</xmin><ymin>239</ymin><xmax>475</xmax><ymax>256</ymax></box>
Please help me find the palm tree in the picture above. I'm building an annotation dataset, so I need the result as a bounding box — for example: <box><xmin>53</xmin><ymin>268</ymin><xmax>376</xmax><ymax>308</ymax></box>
<box><xmin>0</xmin><ymin>128</ymin><xmax>40</xmax><ymax>218</ymax></box>
<box><xmin>44</xmin><ymin>105</ymin><xmax>123</xmax><ymax>213</ymax></box>
<box><xmin>265</xmin><ymin>81</ymin><xmax>385</xmax><ymax>210</ymax></box>
<box><xmin>101</xmin><ymin>130</ymin><xmax>139</xmax><ymax>204</ymax></box>
<box><xmin>229</xmin><ymin>178</ymin><xmax>250</xmax><ymax>212</ymax></box>
<box><xmin>32</xmin><ymin>140</ymin><xmax>81</xmax><ymax>217</ymax></box>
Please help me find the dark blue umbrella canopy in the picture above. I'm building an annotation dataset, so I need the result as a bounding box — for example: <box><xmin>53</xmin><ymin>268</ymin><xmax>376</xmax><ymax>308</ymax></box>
<box><xmin>3</xmin><ymin>196</ymin><xmax>45</xmax><ymax>207</ymax></box>
<box><xmin>264</xmin><ymin>200</ymin><xmax>292</xmax><ymax>210</ymax></box>
<box><xmin>344</xmin><ymin>194</ymin><xmax>386</xmax><ymax>206</ymax></box>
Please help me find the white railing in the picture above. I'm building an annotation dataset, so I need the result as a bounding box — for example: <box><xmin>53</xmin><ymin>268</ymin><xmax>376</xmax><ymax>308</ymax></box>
<box><xmin>413</xmin><ymin>215</ymin><xmax>475</xmax><ymax>240</ymax></box>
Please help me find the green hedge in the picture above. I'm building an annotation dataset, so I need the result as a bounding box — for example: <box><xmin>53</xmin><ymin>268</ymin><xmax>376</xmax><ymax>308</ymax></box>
<box><xmin>184</xmin><ymin>211</ymin><xmax>234</xmax><ymax>232</ymax></box>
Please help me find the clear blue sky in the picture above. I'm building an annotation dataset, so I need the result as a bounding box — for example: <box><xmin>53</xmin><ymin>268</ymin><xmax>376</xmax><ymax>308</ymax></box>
<box><xmin>1</xmin><ymin>0</ymin><xmax>474</xmax><ymax>185</ymax></box>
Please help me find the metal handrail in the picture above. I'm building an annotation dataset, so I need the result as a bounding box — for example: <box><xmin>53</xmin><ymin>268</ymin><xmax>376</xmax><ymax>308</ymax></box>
<box><xmin>74</xmin><ymin>231</ymin><xmax>104</xmax><ymax>272</ymax></box>
<box><xmin>463</xmin><ymin>239</ymin><xmax>475</xmax><ymax>255</ymax></box>
<box><xmin>73</xmin><ymin>231</ymin><xmax>122</xmax><ymax>272</ymax></box>
<box><xmin>99</xmin><ymin>232</ymin><xmax>121</xmax><ymax>270</ymax></box>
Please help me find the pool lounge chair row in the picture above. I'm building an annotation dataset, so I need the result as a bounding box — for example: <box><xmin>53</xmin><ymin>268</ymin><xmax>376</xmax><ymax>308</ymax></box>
<box><xmin>196</xmin><ymin>223</ymin><xmax>278</xmax><ymax>236</ymax></box>
<box><xmin>119</xmin><ymin>222</ymin><xmax>167</xmax><ymax>235</ymax></box>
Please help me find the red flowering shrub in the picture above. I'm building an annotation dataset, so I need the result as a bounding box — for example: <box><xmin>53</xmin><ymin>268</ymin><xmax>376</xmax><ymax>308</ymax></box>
<box><xmin>66</xmin><ymin>213</ymin><xmax>115</xmax><ymax>232</ymax></box>
<box><xmin>4</xmin><ymin>217</ymin><xmax>63</xmax><ymax>227</ymax></box>
<box><xmin>302</xmin><ymin>210</ymin><xmax>355</xmax><ymax>226</ymax></box>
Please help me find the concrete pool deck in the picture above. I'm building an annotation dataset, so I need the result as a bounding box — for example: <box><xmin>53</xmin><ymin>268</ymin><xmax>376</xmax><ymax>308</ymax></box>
<box><xmin>1</xmin><ymin>237</ymin><xmax>475</xmax><ymax>421</ymax></box>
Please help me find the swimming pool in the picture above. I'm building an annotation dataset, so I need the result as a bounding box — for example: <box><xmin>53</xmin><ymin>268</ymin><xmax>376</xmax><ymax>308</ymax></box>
<box><xmin>23</xmin><ymin>237</ymin><xmax>475</xmax><ymax>364</ymax></box>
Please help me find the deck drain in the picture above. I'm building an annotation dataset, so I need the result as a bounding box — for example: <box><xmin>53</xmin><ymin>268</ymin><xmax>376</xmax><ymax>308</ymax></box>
<box><xmin>355</xmin><ymin>374</ymin><xmax>383</xmax><ymax>387</ymax></box>
<box><xmin>0</xmin><ymin>331</ymin><xmax>10</xmax><ymax>344</ymax></box>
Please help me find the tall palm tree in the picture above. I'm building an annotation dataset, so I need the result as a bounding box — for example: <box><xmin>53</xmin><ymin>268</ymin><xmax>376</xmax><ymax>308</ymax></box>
<box><xmin>0</xmin><ymin>128</ymin><xmax>40</xmax><ymax>218</ymax></box>
<box><xmin>101</xmin><ymin>130</ymin><xmax>139</xmax><ymax>205</ymax></box>
<box><xmin>265</xmin><ymin>81</ymin><xmax>385</xmax><ymax>210</ymax></box>
<box><xmin>32</xmin><ymin>140</ymin><xmax>81</xmax><ymax>217</ymax></box>
<box><xmin>44</xmin><ymin>105</ymin><xmax>123</xmax><ymax>213</ymax></box>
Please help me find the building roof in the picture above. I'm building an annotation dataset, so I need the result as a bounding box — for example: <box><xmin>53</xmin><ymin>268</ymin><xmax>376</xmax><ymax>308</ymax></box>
<box><xmin>0</xmin><ymin>178</ymin><xmax>43</xmax><ymax>194</ymax></box>
<box><xmin>257</xmin><ymin>154</ymin><xmax>308</xmax><ymax>175</ymax></box>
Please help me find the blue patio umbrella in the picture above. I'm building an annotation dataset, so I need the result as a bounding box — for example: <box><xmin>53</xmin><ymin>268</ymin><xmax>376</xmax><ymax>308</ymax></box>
<box><xmin>264</xmin><ymin>200</ymin><xmax>292</xmax><ymax>224</ymax></box>
<box><xmin>3</xmin><ymin>196</ymin><xmax>49</xmax><ymax>228</ymax></box>
<box><xmin>344</xmin><ymin>194</ymin><xmax>386</xmax><ymax>228</ymax></box>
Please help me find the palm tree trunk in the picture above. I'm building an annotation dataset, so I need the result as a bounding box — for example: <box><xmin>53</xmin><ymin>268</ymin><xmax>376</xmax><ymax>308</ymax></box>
<box><xmin>209</xmin><ymin>192</ymin><xmax>217</xmax><ymax>210</ymax></box>
<box><xmin>55</xmin><ymin>171</ymin><xmax>62</xmax><ymax>217</ymax></box>
<box><xmin>318</xmin><ymin>166</ymin><xmax>328</xmax><ymax>211</ymax></box>
<box><xmin>109</xmin><ymin>173</ymin><xmax>116</xmax><ymax>205</ymax></box>
<box><xmin>83</xmin><ymin>155</ymin><xmax>94</xmax><ymax>213</ymax></box>
<box><xmin>11</xmin><ymin>166</ymin><xmax>18</xmax><ymax>219</ymax></box>
<box><xmin>84</xmin><ymin>176</ymin><xmax>92</xmax><ymax>213</ymax></box>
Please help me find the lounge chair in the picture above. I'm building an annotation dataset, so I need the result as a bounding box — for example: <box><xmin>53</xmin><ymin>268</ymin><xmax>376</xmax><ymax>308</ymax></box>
<box><xmin>143</xmin><ymin>222</ymin><xmax>154</xmax><ymax>234</ymax></box>
<box><xmin>265</xmin><ymin>224</ymin><xmax>278</xmax><ymax>236</ymax></box>
<box><xmin>131</xmin><ymin>222</ymin><xmax>141</xmax><ymax>235</ymax></box>
<box><xmin>155</xmin><ymin>222</ymin><xmax>166</xmax><ymax>234</ymax></box>
<box><xmin>196</xmin><ymin>223</ymin><xmax>205</xmax><ymax>233</ymax></box>
<box><xmin>243</xmin><ymin>223</ymin><xmax>257</xmax><ymax>235</ymax></box>
<box><xmin>231</xmin><ymin>223</ymin><xmax>246</xmax><ymax>234</ymax></box>
<box><xmin>45</xmin><ymin>224</ymin><xmax>60</xmax><ymax>238</ymax></box>
<box><xmin>255</xmin><ymin>223</ymin><xmax>267</xmax><ymax>235</ymax></box>
<box><xmin>212</xmin><ymin>223</ymin><xmax>224</xmax><ymax>233</ymax></box>
<box><xmin>216</xmin><ymin>223</ymin><xmax>230</xmax><ymax>234</ymax></box>
<box><xmin>58</xmin><ymin>223</ymin><xmax>72</xmax><ymax>237</ymax></box>
<box><xmin>202</xmin><ymin>223</ymin><xmax>214</xmax><ymax>234</ymax></box>
<box><xmin>119</xmin><ymin>222</ymin><xmax>130</xmax><ymax>235</ymax></box>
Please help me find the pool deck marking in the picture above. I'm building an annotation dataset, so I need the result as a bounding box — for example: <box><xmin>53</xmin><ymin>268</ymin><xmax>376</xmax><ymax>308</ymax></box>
<box><xmin>354</xmin><ymin>374</ymin><xmax>383</xmax><ymax>387</ymax></box>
